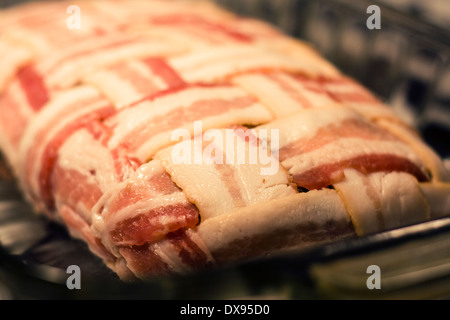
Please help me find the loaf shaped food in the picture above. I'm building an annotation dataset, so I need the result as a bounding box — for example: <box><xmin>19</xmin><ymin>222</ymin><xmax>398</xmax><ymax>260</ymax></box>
<box><xmin>0</xmin><ymin>0</ymin><xmax>449</xmax><ymax>281</ymax></box>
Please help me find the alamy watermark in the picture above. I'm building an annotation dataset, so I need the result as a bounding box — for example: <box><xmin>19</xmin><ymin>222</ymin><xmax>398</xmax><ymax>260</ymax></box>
<box><xmin>66</xmin><ymin>5</ymin><xmax>81</xmax><ymax>30</ymax></box>
<box><xmin>66</xmin><ymin>265</ymin><xmax>81</xmax><ymax>290</ymax></box>
<box><xmin>170</xmin><ymin>121</ymin><xmax>280</xmax><ymax>176</ymax></box>
<box><xmin>65</xmin><ymin>3</ymin><xmax>381</xmax><ymax>31</ymax></box>
<box><xmin>366</xmin><ymin>265</ymin><xmax>381</xmax><ymax>290</ymax></box>
<box><xmin>366</xmin><ymin>5</ymin><xmax>381</xmax><ymax>30</ymax></box>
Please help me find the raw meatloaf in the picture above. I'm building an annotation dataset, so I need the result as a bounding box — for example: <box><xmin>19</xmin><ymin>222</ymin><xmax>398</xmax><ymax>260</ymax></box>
<box><xmin>0</xmin><ymin>0</ymin><xmax>449</xmax><ymax>280</ymax></box>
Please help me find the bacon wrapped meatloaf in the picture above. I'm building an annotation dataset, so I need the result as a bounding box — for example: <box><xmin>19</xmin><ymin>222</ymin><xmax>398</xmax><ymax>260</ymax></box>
<box><xmin>0</xmin><ymin>0</ymin><xmax>449</xmax><ymax>280</ymax></box>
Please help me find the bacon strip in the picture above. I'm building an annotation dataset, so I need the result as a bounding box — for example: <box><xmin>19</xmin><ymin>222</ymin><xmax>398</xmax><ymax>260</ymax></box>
<box><xmin>143</xmin><ymin>57</ymin><xmax>186</xmax><ymax>89</ymax></box>
<box><xmin>319</xmin><ymin>76</ymin><xmax>398</xmax><ymax>119</ymax></box>
<box><xmin>118</xmin><ymin>228</ymin><xmax>214</xmax><ymax>279</ymax></box>
<box><xmin>321</xmin><ymin>76</ymin><xmax>380</xmax><ymax>105</ymax></box>
<box><xmin>151</xmin><ymin>14</ymin><xmax>252</xmax><ymax>43</ymax></box>
<box><xmin>169</xmin><ymin>45</ymin><xmax>327</xmax><ymax>83</ymax></box>
<box><xmin>38</xmin><ymin>106</ymin><xmax>115</xmax><ymax>211</ymax></box>
<box><xmin>52</xmin><ymin>163</ymin><xmax>104</xmax><ymax>219</ymax></box>
<box><xmin>84</xmin><ymin>58</ymin><xmax>185</xmax><ymax>108</ymax></box>
<box><xmin>334</xmin><ymin>169</ymin><xmax>430</xmax><ymax>236</ymax></box>
<box><xmin>99</xmin><ymin>160</ymin><xmax>199</xmax><ymax>250</ymax></box>
<box><xmin>110</xmin><ymin>203</ymin><xmax>199</xmax><ymax>246</ymax></box>
<box><xmin>278</xmin><ymin>118</ymin><xmax>397</xmax><ymax>161</ymax></box>
<box><xmin>59</xmin><ymin>204</ymin><xmax>114</xmax><ymax>259</ymax></box>
<box><xmin>233</xmin><ymin>72</ymin><xmax>398</xmax><ymax>120</ymax></box>
<box><xmin>258</xmin><ymin>105</ymin><xmax>429</xmax><ymax>190</ymax></box>
<box><xmin>118</xmin><ymin>242</ymin><xmax>172</xmax><ymax>277</ymax></box>
<box><xmin>197</xmin><ymin>189</ymin><xmax>355</xmax><ymax>264</ymax></box>
<box><xmin>156</xmin><ymin>126</ymin><xmax>295</xmax><ymax>220</ymax></box>
<box><xmin>17</xmin><ymin>64</ymin><xmax>49</xmax><ymax>111</ymax></box>
<box><xmin>18</xmin><ymin>86</ymin><xmax>115</xmax><ymax>214</ymax></box>
<box><xmin>0</xmin><ymin>39</ymin><xmax>32</xmax><ymax>94</ymax></box>
<box><xmin>232</xmin><ymin>71</ymin><xmax>335</xmax><ymax>117</ymax></box>
<box><xmin>0</xmin><ymin>81</ymin><xmax>33</xmax><ymax>161</ymax></box>
<box><xmin>294</xmin><ymin>154</ymin><xmax>429</xmax><ymax>190</ymax></box>
<box><xmin>104</xmin><ymin>84</ymin><xmax>272</xmax><ymax>161</ymax></box>
<box><xmin>0</xmin><ymin>1</ymin><xmax>132</xmax><ymax>59</ymax></box>
<box><xmin>32</xmin><ymin>32</ymin><xmax>186</xmax><ymax>90</ymax></box>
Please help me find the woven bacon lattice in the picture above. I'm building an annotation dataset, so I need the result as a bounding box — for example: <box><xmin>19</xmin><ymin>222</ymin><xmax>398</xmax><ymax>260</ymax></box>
<box><xmin>0</xmin><ymin>0</ymin><xmax>449</xmax><ymax>280</ymax></box>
